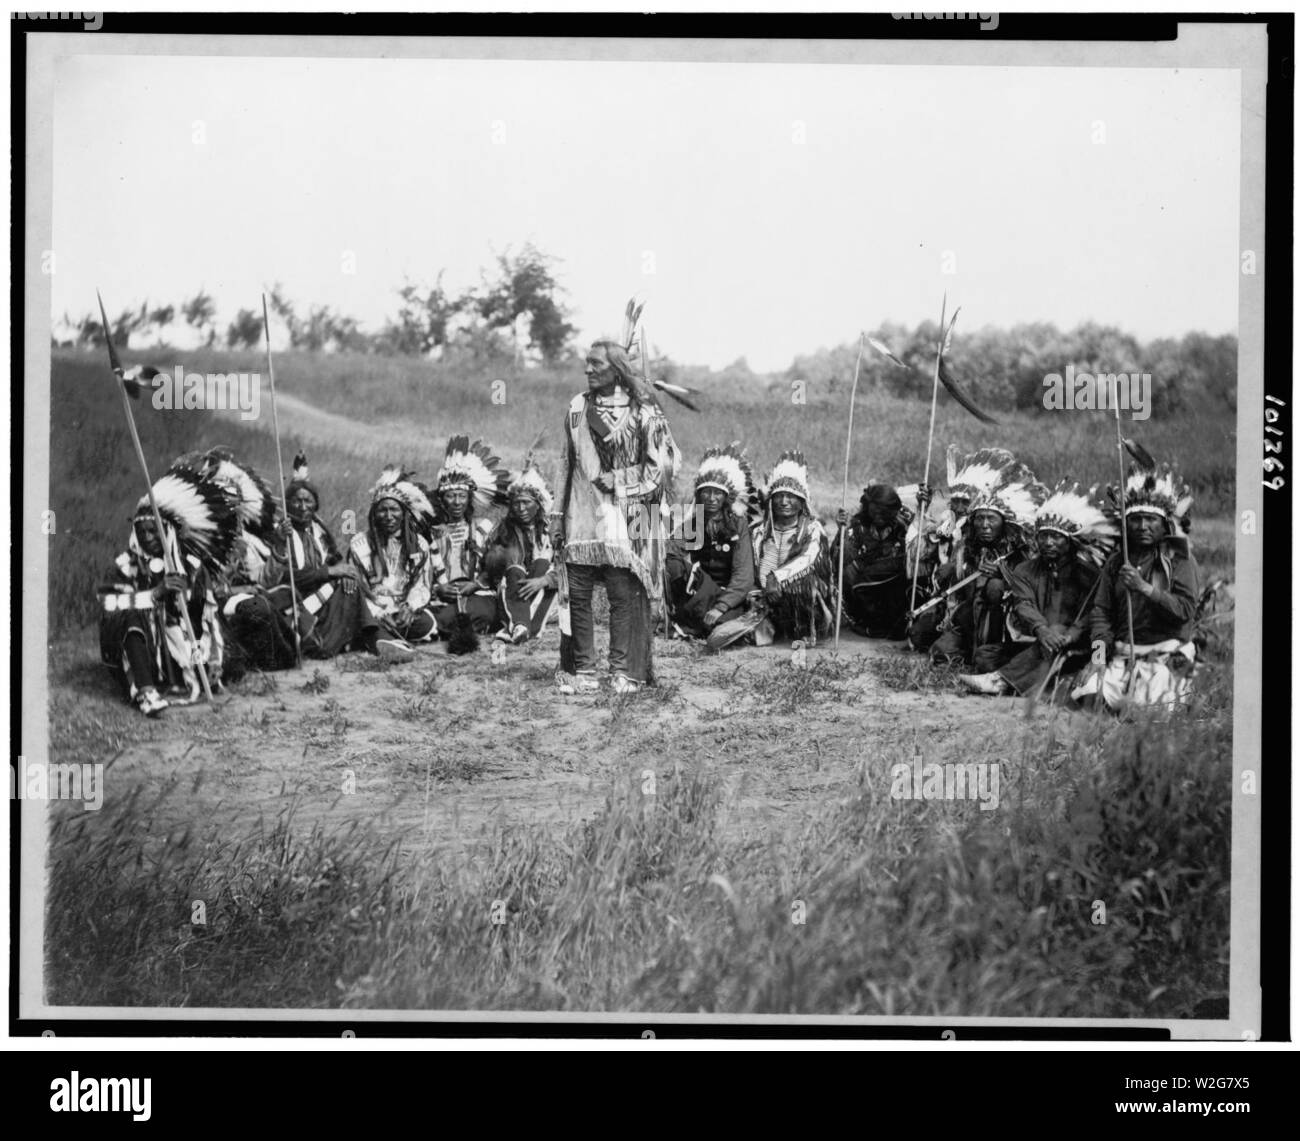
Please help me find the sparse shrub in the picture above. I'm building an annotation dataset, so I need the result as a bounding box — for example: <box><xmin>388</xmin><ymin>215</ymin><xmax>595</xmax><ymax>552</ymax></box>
<box><xmin>300</xmin><ymin>669</ymin><xmax>330</xmax><ymax>695</ymax></box>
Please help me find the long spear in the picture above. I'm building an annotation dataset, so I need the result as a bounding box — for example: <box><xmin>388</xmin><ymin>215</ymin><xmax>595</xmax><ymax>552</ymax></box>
<box><xmin>907</xmin><ymin>293</ymin><xmax>947</xmax><ymax>624</ymax></box>
<box><xmin>641</xmin><ymin>324</ymin><xmax>673</xmax><ymax>639</ymax></box>
<box><xmin>1111</xmin><ymin>376</ymin><xmax>1137</xmax><ymax>692</ymax></box>
<box><xmin>262</xmin><ymin>293</ymin><xmax>302</xmax><ymax>668</ymax></box>
<box><xmin>97</xmin><ymin>290</ymin><xmax>217</xmax><ymax>706</ymax></box>
<box><xmin>833</xmin><ymin>332</ymin><xmax>867</xmax><ymax>648</ymax></box>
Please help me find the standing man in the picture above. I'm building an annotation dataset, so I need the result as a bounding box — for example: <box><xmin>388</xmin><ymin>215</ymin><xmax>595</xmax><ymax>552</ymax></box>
<box><xmin>555</xmin><ymin>339</ymin><xmax>680</xmax><ymax>694</ymax></box>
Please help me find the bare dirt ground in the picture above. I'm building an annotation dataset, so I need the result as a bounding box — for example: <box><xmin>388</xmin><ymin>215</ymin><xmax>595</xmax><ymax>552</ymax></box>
<box><xmin>58</xmin><ymin>622</ymin><xmax>1047</xmax><ymax>876</ymax></box>
<box><xmin>53</xmin><ymin>391</ymin><xmax>1215</xmax><ymax>874</ymax></box>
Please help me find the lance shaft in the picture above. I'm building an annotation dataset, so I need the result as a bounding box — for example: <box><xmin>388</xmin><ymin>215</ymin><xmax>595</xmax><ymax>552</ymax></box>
<box><xmin>101</xmin><ymin>291</ymin><xmax>216</xmax><ymax>705</ymax></box>
<box><xmin>1111</xmin><ymin>377</ymin><xmax>1137</xmax><ymax>690</ymax></box>
<box><xmin>908</xmin><ymin>293</ymin><xmax>947</xmax><ymax>627</ymax></box>
<box><xmin>640</xmin><ymin>324</ymin><xmax>673</xmax><ymax>639</ymax></box>
<box><xmin>263</xmin><ymin>294</ymin><xmax>303</xmax><ymax>668</ymax></box>
<box><xmin>834</xmin><ymin>333</ymin><xmax>866</xmax><ymax>648</ymax></box>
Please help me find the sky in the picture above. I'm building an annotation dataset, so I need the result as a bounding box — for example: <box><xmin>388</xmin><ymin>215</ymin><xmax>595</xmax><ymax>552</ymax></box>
<box><xmin>50</xmin><ymin>53</ymin><xmax>1242</xmax><ymax>372</ymax></box>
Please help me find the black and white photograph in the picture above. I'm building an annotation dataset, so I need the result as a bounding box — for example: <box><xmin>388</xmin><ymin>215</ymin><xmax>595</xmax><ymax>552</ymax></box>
<box><xmin>13</xmin><ymin>10</ymin><xmax>1282</xmax><ymax>1049</ymax></box>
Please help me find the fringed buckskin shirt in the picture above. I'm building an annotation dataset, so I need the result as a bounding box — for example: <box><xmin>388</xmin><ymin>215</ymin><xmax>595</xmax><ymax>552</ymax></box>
<box><xmin>559</xmin><ymin>386</ymin><xmax>680</xmax><ymax>600</ymax></box>
<box><xmin>752</xmin><ymin>513</ymin><xmax>829</xmax><ymax>601</ymax></box>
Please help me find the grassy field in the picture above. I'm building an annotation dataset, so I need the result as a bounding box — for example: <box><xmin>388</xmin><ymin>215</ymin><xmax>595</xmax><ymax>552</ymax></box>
<box><xmin>47</xmin><ymin>348</ymin><xmax>1236</xmax><ymax>633</ymax></box>
<box><xmin>139</xmin><ymin>346</ymin><xmax>1238</xmax><ymax>512</ymax></box>
<box><xmin>40</xmin><ymin>347</ymin><xmax>1236</xmax><ymax>1020</ymax></box>
<box><xmin>44</xmin><ymin>621</ymin><xmax>1233</xmax><ymax>1016</ymax></box>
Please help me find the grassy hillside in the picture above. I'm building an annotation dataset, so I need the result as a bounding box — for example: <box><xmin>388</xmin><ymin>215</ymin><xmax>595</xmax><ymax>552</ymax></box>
<box><xmin>47</xmin><ymin>348</ymin><xmax>1238</xmax><ymax>634</ymax></box>
<box><xmin>112</xmin><ymin>346</ymin><xmax>1236</xmax><ymax>506</ymax></box>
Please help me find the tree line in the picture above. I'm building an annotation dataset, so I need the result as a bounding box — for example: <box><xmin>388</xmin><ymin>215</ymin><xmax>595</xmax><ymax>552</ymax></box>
<box><xmin>59</xmin><ymin>243</ymin><xmax>1236</xmax><ymax>416</ymax></box>
<box><xmin>774</xmin><ymin>320</ymin><xmax>1237</xmax><ymax>416</ymax></box>
<box><xmin>58</xmin><ymin>243</ymin><xmax>578</xmax><ymax>366</ymax></box>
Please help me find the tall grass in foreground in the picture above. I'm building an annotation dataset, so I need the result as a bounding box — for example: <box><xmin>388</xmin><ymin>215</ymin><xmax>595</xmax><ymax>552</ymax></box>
<box><xmin>47</xmin><ymin>623</ymin><xmax>1232</xmax><ymax>1017</ymax></box>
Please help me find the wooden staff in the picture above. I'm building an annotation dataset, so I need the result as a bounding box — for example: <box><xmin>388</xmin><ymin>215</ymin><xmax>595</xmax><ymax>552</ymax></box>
<box><xmin>98</xmin><ymin>290</ymin><xmax>217</xmax><ymax>706</ymax></box>
<box><xmin>641</xmin><ymin>324</ymin><xmax>673</xmax><ymax>638</ymax></box>
<box><xmin>262</xmin><ymin>293</ymin><xmax>302</xmax><ymax>668</ymax></box>
<box><xmin>834</xmin><ymin>333</ymin><xmax>867</xmax><ymax>648</ymax></box>
<box><xmin>908</xmin><ymin>293</ymin><xmax>948</xmax><ymax>626</ymax></box>
<box><xmin>1111</xmin><ymin>376</ymin><xmax>1137</xmax><ymax>692</ymax></box>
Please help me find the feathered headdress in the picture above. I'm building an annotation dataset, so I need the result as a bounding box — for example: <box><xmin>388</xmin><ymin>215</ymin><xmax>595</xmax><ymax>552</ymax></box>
<box><xmin>172</xmin><ymin>447</ymin><xmax>279</xmax><ymax>542</ymax></box>
<box><xmin>695</xmin><ymin>442</ymin><xmax>758</xmax><ymax>520</ymax></box>
<box><xmin>966</xmin><ymin>478</ymin><xmax>1047</xmax><ymax>530</ymax></box>
<box><xmin>506</xmin><ymin>462</ymin><xmax>555</xmax><ymax>516</ymax></box>
<box><xmin>504</xmin><ymin>429</ymin><xmax>554</xmax><ymax>515</ymax></box>
<box><xmin>436</xmin><ymin>435</ymin><xmax>510</xmax><ymax>517</ymax></box>
<box><xmin>619</xmin><ymin>298</ymin><xmax>700</xmax><ymax>411</ymax></box>
<box><xmin>763</xmin><ymin>450</ymin><xmax>812</xmax><ymax>508</ymax></box>
<box><xmin>370</xmin><ymin>466</ymin><xmax>438</xmax><ymax>540</ymax></box>
<box><xmin>945</xmin><ymin>446</ymin><xmax>1038</xmax><ymax>503</ymax></box>
<box><xmin>284</xmin><ymin>450</ymin><xmax>321</xmax><ymax>505</ymax></box>
<box><xmin>1034</xmin><ymin>481</ymin><xmax>1118</xmax><ymax>565</ymax></box>
<box><xmin>135</xmin><ymin>467</ymin><xmax>239</xmax><ymax>573</ymax></box>
<box><xmin>1112</xmin><ymin>459</ymin><xmax>1194</xmax><ymax>538</ymax></box>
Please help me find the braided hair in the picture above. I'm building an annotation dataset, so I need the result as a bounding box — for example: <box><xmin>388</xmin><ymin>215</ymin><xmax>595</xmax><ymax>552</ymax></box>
<box><xmin>365</xmin><ymin>496</ymin><xmax>428</xmax><ymax>582</ymax></box>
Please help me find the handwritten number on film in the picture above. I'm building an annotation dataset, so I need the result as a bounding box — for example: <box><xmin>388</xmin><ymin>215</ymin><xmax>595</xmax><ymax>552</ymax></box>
<box><xmin>1263</xmin><ymin>395</ymin><xmax>1285</xmax><ymax>490</ymax></box>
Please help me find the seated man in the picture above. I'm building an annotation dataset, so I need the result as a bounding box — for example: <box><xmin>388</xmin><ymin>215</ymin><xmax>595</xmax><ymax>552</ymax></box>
<box><xmin>99</xmin><ymin>468</ymin><xmax>235</xmax><ymax>715</ymax></box>
<box><xmin>666</xmin><ymin>444</ymin><xmax>758</xmax><ymax>642</ymax></box>
<box><xmin>929</xmin><ymin>478</ymin><xmax>1042</xmax><ymax>671</ymax></box>
<box><xmin>832</xmin><ymin>483</ymin><xmax>913</xmax><ymax>639</ymax></box>
<box><xmin>481</xmin><ymin>462</ymin><xmax>559</xmax><ymax>644</ymax></box>
<box><xmin>1073</xmin><ymin>463</ymin><xmax>1200</xmax><ymax>709</ymax></box>
<box><xmin>260</xmin><ymin>453</ymin><xmax>393</xmax><ymax>660</ymax></box>
<box><xmin>908</xmin><ymin>446</ymin><xmax>1040</xmax><ymax>652</ymax></box>
<box><xmin>747</xmin><ymin>451</ymin><xmax>833</xmax><ymax>646</ymax></box>
<box><xmin>430</xmin><ymin>435</ymin><xmax>510</xmax><ymax>647</ymax></box>
<box><xmin>174</xmin><ymin>448</ymin><xmax>299</xmax><ymax>678</ymax></box>
<box><xmin>958</xmin><ymin>483</ymin><xmax>1115</xmax><ymax>697</ymax></box>
<box><xmin>350</xmin><ymin>468</ymin><xmax>440</xmax><ymax>649</ymax></box>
